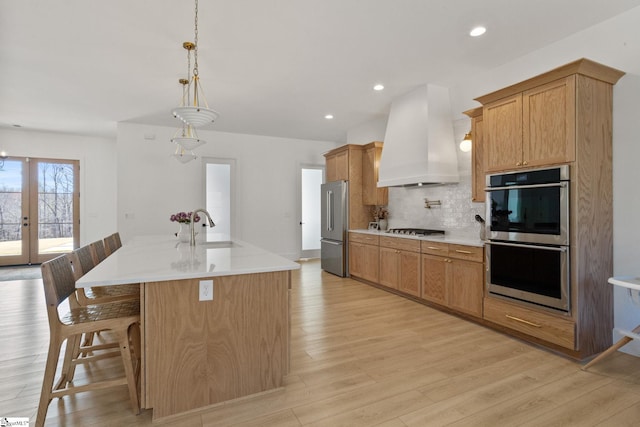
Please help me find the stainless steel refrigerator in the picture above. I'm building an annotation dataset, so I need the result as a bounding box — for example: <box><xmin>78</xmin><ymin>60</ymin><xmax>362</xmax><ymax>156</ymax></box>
<box><xmin>320</xmin><ymin>180</ymin><xmax>348</xmax><ymax>277</ymax></box>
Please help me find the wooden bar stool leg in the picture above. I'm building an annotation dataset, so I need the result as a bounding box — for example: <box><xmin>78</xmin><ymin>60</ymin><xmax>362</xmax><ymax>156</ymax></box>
<box><xmin>582</xmin><ymin>324</ymin><xmax>640</xmax><ymax>370</ymax></box>
<box><xmin>55</xmin><ymin>335</ymin><xmax>80</xmax><ymax>390</ymax></box>
<box><xmin>118</xmin><ymin>329</ymin><xmax>140</xmax><ymax>414</ymax></box>
<box><xmin>37</xmin><ymin>334</ymin><xmax>64</xmax><ymax>427</ymax></box>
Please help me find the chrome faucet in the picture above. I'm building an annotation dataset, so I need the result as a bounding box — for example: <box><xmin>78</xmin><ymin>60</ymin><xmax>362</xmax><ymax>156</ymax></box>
<box><xmin>190</xmin><ymin>208</ymin><xmax>215</xmax><ymax>246</ymax></box>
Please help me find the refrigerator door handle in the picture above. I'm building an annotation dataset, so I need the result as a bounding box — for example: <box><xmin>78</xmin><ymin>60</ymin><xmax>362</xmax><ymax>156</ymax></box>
<box><xmin>326</xmin><ymin>190</ymin><xmax>334</xmax><ymax>231</ymax></box>
<box><xmin>321</xmin><ymin>239</ymin><xmax>342</xmax><ymax>246</ymax></box>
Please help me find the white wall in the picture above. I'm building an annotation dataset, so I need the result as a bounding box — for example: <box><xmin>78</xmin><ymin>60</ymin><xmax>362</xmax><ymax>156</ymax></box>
<box><xmin>0</xmin><ymin>128</ymin><xmax>117</xmax><ymax>245</ymax></box>
<box><xmin>116</xmin><ymin>123</ymin><xmax>338</xmax><ymax>259</ymax></box>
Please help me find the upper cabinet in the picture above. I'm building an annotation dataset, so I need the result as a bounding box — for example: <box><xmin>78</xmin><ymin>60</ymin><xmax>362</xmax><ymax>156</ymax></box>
<box><xmin>325</xmin><ymin>148</ymin><xmax>349</xmax><ymax>182</ymax></box>
<box><xmin>362</xmin><ymin>142</ymin><xmax>388</xmax><ymax>206</ymax></box>
<box><xmin>323</xmin><ymin>144</ymin><xmax>370</xmax><ymax>230</ymax></box>
<box><xmin>462</xmin><ymin>107</ymin><xmax>485</xmax><ymax>202</ymax></box>
<box><xmin>483</xmin><ymin>77</ymin><xmax>575</xmax><ymax>172</ymax></box>
<box><xmin>476</xmin><ymin>59</ymin><xmax>624</xmax><ymax>174</ymax></box>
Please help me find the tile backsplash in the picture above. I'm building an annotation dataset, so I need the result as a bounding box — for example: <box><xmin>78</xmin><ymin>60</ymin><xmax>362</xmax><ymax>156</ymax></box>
<box><xmin>386</xmin><ymin>173</ymin><xmax>485</xmax><ymax>238</ymax></box>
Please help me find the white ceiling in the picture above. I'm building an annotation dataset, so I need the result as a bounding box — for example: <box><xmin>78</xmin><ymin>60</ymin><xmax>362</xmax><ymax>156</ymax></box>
<box><xmin>1</xmin><ymin>0</ymin><xmax>639</xmax><ymax>143</ymax></box>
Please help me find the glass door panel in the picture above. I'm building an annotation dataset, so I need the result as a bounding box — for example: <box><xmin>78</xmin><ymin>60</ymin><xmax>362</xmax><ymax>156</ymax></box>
<box><xmin>300</xmin><ymin>167</ymin><xmax>323</xmax><ymax>259</ymax></box>
<box><xmin>0</xmin><ymin>157</ymin><xmax>79</xmax><ymax>266</ymax></box>
<box><xmin>0</xmin><ymin>158</ymin><xmax>29</xmax><ymax>265</ymax></box>
<box><xmin>35</xmin><ymin>161</ymin><xmax>77</xmax><ymax>260</ymax></box>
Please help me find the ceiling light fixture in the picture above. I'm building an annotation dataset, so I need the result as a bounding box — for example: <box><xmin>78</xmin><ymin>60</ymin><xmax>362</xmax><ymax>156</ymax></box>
<box><xmin>171</xmin><ymin>78</ymin><xmax>206</xmax><ymax>163</ymax></box>
<box><xmin>324</xmin><ymin>114</ymin><xmax>334</xmax><ymax>120</ymax></box>
<box><xmin>469</xmin><ymin>26</ymin><xmax>486</xmax><ymax>37</ymax></box>
<box><xmin>459</xmin><ymin>132</ymin><xmax>472</xmax><ymax>152</ymax></box>
<box><xmin>172</xmin><ymin>0</ymin><xmax>219</xmax><ymax>128</ymax></box>
<box><xmin>373</xmin><ymin>84</ymin><xmax>385</xmax><ymax>91</ymax></box>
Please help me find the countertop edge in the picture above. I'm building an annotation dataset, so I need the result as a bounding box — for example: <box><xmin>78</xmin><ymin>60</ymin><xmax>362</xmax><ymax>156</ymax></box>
<box><xmin>349</xmin><ymin>229</ymin><xmax>485</xmax><ymax>247</ymax></box>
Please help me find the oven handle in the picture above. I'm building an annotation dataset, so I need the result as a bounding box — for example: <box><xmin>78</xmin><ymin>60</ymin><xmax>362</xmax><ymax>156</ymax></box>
<box><xmin>485</xmin><ymin>181</ymin><xmax>567</xmax><ymax>192</ymax></box>
<box><xmin>486</xmin><ymin>241</ymin><xmax>567</xmax><ymax>252</ymax></box>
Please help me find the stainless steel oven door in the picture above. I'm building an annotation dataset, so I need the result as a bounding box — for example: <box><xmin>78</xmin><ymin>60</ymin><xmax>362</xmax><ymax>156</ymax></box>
<box><xmin>486</xmin><ymin>241</ymin><xmax>570</xmax><ymax>312</ymax></box>
<box><xmin>485</xmin><ymin>181</ymin><xmax>569</xmax><ymax>246</ymax></box>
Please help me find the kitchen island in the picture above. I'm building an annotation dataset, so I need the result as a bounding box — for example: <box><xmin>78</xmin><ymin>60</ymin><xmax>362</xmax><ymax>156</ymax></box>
<box><xmin>76</xmin><ymin>234</ymin><xmax>300</xmax><ymax>420</ymax></box>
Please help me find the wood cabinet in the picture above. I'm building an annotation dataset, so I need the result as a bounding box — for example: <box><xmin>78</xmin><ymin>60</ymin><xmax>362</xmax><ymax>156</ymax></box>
<box><xmin>475</xmin><ymin>58</ymin><xmax>625</xmax><ymax>358</ymax></box>
<box><xmin>379</xmin><ymin>236</ymin><xmax>420</xmax><ymax>297</ymax></box>
<box><xmin>348</xmin><ymin>232</ymin><xmax>379</xmax><ymax>283</ymax></box>
<box><xmin>462</xmin><ymin>107</ymin><xmax>485</xmax><ymax>202</ymax></box>
<box><xmin>482</xmin><ymin>77</ymin><xmax>576</xmax><ymax>173</ymax></box>
<box><xmin>362</xmin><ymin>142</ymin><xmax>388</xmax><ymax>206</ymax></box>
<box><xmin>324</xmin><ymin>145</ymin><xmax>371</xmax><ymax>231</ymax></box>
<box><xmin>484</xmin><ymin>297</ymin><xmax>575</xmax><ymax>349</ymax></box>
<box><xmin>421</xmin><ymin>242</ymin><xmax>484</xmax><ymax>318</ymax></box>
<box><xmin>325</xmin><ymin>148</ymin><xmax>349</xmax><ymax>182</ymax></box>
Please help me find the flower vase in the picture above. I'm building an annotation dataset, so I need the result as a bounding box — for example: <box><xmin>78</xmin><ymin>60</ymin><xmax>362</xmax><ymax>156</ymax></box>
<box><xmin>176</xmin><ymin>223</ymin><xmax>190</xmax><ymax>243</ymax></box>
<box><xmin>378</xmin><ymin>219</ymin><xmax>388</xmax><ymax>231</ymax></box>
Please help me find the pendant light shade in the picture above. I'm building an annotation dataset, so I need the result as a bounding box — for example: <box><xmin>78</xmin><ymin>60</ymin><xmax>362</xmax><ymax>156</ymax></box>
<box><xmin>172</xmin><ymin>106</ymin><xmax>219</xmax><ymax>128</ymax></box>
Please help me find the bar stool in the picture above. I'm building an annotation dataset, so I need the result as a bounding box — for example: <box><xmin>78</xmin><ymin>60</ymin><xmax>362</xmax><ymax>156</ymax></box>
<box><xmin>582</xmin><ymin>276</ymin><xmax>640</xmax><ymax>370</ymax></box>
<box><xmin>89</xmin><ymin>239</ymin><xmax>108</xmax><ymax>264</ymax></box>
<box><xmin>37</xmin><ymin>254</ymin><xmax>141</xmax><ymax>427</ymax></box>
<box><xmin>69</xmin><ymin>245</ymin><xmax>139</xmax><ymax>306</ymax></box>
<box><xmin>104</xmin><ymin>232</ymin><xmax>122</xmax><ymax>256</ymax></box>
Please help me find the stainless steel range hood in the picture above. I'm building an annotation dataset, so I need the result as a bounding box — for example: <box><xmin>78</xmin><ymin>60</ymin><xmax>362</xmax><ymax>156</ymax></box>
<box><xmin>378</xmin><ymin>84</ymin><xmax>459</xmax><ymax>187</ymax></box>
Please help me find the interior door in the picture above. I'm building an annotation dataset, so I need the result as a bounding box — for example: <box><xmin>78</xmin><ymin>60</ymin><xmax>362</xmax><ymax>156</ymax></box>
<box><xmin>0</xmin><ymin>157</ymin><xmax>79</xmax><ymax>266</ymax></box>
<box><xmin>300</xmin><ymin>166</ymin><xmax>322</xmax><ymax>259</ymax></box>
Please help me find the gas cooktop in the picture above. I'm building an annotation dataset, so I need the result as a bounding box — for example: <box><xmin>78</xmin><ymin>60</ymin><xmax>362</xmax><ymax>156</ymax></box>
<box><xmin>386</xmin><ymin>228</ymin><xmax>445</xmax><ymax>237</ymax></box>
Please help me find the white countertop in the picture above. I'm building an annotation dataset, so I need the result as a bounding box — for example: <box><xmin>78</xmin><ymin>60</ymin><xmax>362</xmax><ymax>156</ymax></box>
<box><xmin>76</xmin><ymin>234</ymin><xmax>300</xmax><ymax>288</ymax></box>
<box><xmin>609</xmin><ymin>276</ymin><xmax>640</xmax><ymax>291</ymax></box>
<box><xmin>349</xmin><ymin>229</ymin><xmax>485</xmax><ymax>247</ymax></box>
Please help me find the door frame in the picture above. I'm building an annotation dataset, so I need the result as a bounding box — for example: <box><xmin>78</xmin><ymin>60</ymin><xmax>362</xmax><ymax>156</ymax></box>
<box><xmin>0</xmin><ymin>156</ymin><xmax>79</xmax><ymax>266</ymax></box>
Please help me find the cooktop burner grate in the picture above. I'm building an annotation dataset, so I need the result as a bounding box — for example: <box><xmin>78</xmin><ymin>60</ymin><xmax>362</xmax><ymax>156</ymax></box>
<box><xmin>387</xmin><ymin>228</ymin><xmax>445</xmax><ymax>236</ymax></box>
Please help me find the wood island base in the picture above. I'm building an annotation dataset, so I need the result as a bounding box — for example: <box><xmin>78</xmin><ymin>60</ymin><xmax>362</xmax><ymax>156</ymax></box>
<box><xmin>140</xmin><ymin>271</ymin><xmax>291</xmax><ymax>420</ymax></box>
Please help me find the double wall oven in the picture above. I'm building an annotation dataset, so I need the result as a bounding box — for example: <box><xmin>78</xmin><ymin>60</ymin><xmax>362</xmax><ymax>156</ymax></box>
<box><xmin>485</xmin><ymin>165</ymin><xmax>570</xmax><ymax>312</ymax></box>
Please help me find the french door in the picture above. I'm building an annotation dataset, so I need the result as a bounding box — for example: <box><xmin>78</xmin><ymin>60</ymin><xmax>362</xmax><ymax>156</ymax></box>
<box><xmin>0</xmin><ymin>157</ymin><xmax>79</xmax><ymax>266</ymax></box>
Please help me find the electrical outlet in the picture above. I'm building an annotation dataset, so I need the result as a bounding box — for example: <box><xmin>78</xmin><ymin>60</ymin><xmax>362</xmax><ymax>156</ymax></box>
<box><xmin>199</xmin><ymin>280</ymin><xmax>213</xmax><ymax>301</ymax></box>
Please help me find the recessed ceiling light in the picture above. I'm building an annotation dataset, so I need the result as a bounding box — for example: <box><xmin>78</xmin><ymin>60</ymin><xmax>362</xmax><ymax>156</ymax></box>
<box><xmin>373</xmin><ymin>84</ymin><xmax>385</xmax><ymax>91</ymax></box>
<box><xmin>470</xmin><ymin>26</ymin><xmax>486</xmax><ymax>37</ymax></box>
<box><xmin>324</xmin><ymin>114</ymin><xmax>334</xmax><ymax>120</ymax></box>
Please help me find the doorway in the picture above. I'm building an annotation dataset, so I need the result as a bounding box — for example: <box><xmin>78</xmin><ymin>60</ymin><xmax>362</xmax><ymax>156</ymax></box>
<box><xmin>0</xmin><ymin>157</ymin><xmax>79</xmax><ymax>266</ymax></box>
<box><xmin>204</xmin><ymin>158</ymin><xmax>236</xmax><ymax>238</ymax></box>
<box><xmin>299</xmin><ymin>166</ymin><xmax>323</xmax><ymax>259</ymax></box>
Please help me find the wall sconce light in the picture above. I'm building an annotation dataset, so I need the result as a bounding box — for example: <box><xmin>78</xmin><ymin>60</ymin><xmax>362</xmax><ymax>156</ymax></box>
<box><xmin>0</xmin><ymin>150</ymin><xmax>7</xmax><ymax>170</ymax></box>
<box><xmin>459</xmin><ymin>132</ymin><xmax>472</xmax><ymax>152</ymax></box>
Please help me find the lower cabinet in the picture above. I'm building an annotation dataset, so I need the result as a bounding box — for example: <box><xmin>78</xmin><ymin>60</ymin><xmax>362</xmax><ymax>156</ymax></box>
<box><xmin>483</xmin><ymin>296</ymin><xmax>575</xmax><ymax>349</ymax></box>
<box><xmin>349</xmin><ymin>232</ymin><xmax>484</xmax><ymax>318</ymax></box>
<box><xmin>349</xmin><ymin>233</ymin><xmax>379</xmax><ymax>283</ymax></box>
<box><xmin>421</xmin><ymin>242</ymin><xmax>484</xmax><ymax>318</ymax></box>
<box><xmin>379</xmin><ymin>236</ymin><xmax>421</xmax><ymax>297</ymax></box>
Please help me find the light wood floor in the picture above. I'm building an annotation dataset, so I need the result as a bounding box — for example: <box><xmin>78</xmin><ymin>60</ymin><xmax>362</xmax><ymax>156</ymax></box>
<box><xmin>3</xmin><ymin>260</ymin><xmax>640</xmax><ymax>426</ymax></box>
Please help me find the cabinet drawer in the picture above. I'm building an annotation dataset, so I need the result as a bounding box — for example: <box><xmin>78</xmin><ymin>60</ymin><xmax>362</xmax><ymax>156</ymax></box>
<box><xmin>448</xmin><ymin>244</ymin><xmax>484</xmax><ymax>262</ymax></box>
<box><xmin>349</xmin><ymin>232</ymin><xmax>379</xmax><ymax>245</ymax></box>
<box><xmin>484</xmin><ymin>297</ymin><xmax>575</xmax><ymax>349</ymax></box>
<box><xmin>380</xmin><ymin>236</ymin><xmax>420</xmax><ymax>252</ymax></box>
<box><xmin>421</xmin><ymin>240</ymin><xmax>449</xmax><ymax>256</ymax></box>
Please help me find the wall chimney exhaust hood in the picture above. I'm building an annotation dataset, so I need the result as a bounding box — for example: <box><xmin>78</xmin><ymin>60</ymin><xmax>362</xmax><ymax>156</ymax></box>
<box><xmin>378</xmin><ymin>84</ymin><xmax>459</xmax><ymax>187</ymax></box>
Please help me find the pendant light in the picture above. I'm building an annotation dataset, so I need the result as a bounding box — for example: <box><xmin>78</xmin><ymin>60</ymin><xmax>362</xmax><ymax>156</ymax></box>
<box><xmin>172</xmin><ymin>0</ymin><xmax>219</xmax><ymax>128</ymax></box>
<box><xmin>171</xmin><ymin>79</ymin><xmax>206</xmax><ymax>158</ymax></box>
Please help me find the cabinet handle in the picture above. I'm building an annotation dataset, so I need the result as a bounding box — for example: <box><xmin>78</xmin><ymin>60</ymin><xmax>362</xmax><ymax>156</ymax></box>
<box><xmin>505</xmin><ymin>314</ymin><xmax>541</xmax><ymax>328</ymax></box>
<box><xmin>426</xmin><ymin>246</ymin><xmax>441</xmax><ymax>250</ymax></box>
<box><xmin>454</xmin><ymin>249</ymin><xmax>472</xmax><ymax>254</ymax></box>
<box><xmin>516</xmin><ymin>161</ymin><xmax>522</xmax><ymax>167</ymax></box>
<box><xmin>523</xmin><ymin>161</ymin><xmax>528</xmax><ymax>166</ymax></box>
